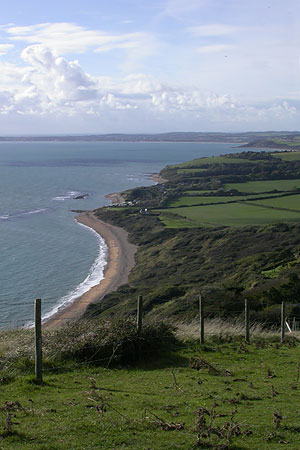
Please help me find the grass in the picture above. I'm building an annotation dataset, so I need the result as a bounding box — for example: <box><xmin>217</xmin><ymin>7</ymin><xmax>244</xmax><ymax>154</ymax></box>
<box><xmin>169</xmin><ymin>156</ymin><xmax>259</xmax><ymax>169</ymax></box>
<box><xmin>248</xmin><ymin>194</ymin><xmax>300</xmax><ymax>211</ymax></box>
<box><xmin>184</xmin><ymin>190</ymin><xmax>216</xmax><ymax>195</ymax></box>
<box><xmin>272</xmin><ymin>151</ymin><xmax>300</xmax><ymax>160</ymax></box>
<box><xmin>177</xmin><ymin>168</ymin><xmax>208</xmax><ymax>173</ymax></box>
<box><xmin>175</xmin><ymin>318</ymin><xmax>280</xmax><ymax>341</ymax></box>
<box><xmin>157</xmin><ymin>212</ymin><xmax>197</xmax><ymax>228</ymax></box>
<box><xmin>167</xmin><ymin>193</ymin><xmax>282</xmax><ymax>208</ymax></box>
<box><xmin>157</xmin><ymin>202</ymin><xmax>300</xmax><ymax>227</ymax></box>
<box><xmin>1</xmin><ymin>320</ymin><xmax>300</xmax><ymax>449</ymax></box>
<box><xmin>225</xmin><ymin>180</ymin><xmax>300</xmax><ymax>193</ymax></box>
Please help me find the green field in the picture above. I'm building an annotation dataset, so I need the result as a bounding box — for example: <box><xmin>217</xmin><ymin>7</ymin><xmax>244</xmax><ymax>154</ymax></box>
<box><xmin>272</xmin><ymin>151</ymin><xmax>300</xmax><ymax>160</ymax></box>
<box><xmin>1</xmin><ymin>331</ymin><xmax>300</xmax><ymax>449</ymax></box>
<box><xmin>168</xmin><ymin>193</ymin><xmax>283</xmax><ymax>208</ymax></box>
<box><xmin>158</xmin><ymin>201</ymin><xmax>300</xmax><ymax>227</ymax></box>
<box><xmin>225</xmin><ymin>179</ymin><xmax>300</xmax><ymax>193</ymax></box>
<box><xmin>248</xmin><ymin>194</ymin><xmax>300</xmax><ymax>211</ymax></box>
<box><xmin>170</xmin><ymin>155</ymin><xmax>259</xmax><ymax>169</ymax></box>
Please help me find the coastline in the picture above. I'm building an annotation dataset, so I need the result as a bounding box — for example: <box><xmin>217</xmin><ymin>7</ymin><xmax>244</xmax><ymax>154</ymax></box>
<box><xmin>44</xmin><ymin>170</ymin><xmax>160</xmax><ymax>328</ymax></box>
<box><xmin>44</xmin><ymin>211</ymin><xmax>137</xmax><ymax>327</ymax></box>
<box><xmin>150</xmin><ymin>173</ymin><xmax>167</xmax><ymax>184</ymax></box>
<box><xmin>105</xmin><ymin>192</ymin><xmax>125</xmax><ymax>204</ymax></box>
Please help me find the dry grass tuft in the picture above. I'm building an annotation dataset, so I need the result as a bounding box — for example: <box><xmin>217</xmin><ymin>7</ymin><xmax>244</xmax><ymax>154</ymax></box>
<box><xmin>175</xmin><ymin>317</ymin><xmax>283</xmax><ymax>341</ymax></box>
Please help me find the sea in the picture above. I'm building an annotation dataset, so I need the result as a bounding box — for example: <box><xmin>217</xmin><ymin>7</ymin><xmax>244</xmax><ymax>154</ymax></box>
<box><xmin>0</xmin><ymin>141</ymin><xmax>242</xmax><ymax>328</ymax></box>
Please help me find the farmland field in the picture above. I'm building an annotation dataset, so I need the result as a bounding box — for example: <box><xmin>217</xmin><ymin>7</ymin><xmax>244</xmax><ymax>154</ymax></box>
<box><xmin>272</xmin><ymin>151</ymin><xmax>300</xmax><ymax>160</ymax></box>
<box><xmin>170</xmin><ymin>155</ymin><xmax>259</xmax><ymax>168</ymax></box>
<box><xmin>158</xmin><ymin>201</ymin><xmax>300</xmax><ymax>227</ymax></box>
<box><xmin>168</xmin><ymin>193</ymin><xmax>283</xmax><ymax>207</ymax></box>
<box><xmin>225</xmin><ymin>179</ymin><xmax>300</xmax><ymax>193</ymax></box>
<box><xmin>248</xmin><ymin>194</ymin><xmax>300</xmax><ymax>211</ymax></box>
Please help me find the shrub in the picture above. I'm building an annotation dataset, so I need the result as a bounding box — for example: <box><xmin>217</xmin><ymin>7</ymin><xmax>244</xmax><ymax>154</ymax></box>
<box><xmin>43</xmin><ymin>317</ymin><xmax>176</xmax><ymax>366</ymax></box>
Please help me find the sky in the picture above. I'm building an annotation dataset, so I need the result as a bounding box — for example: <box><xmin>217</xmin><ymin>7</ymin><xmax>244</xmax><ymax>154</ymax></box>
<box><xmin>0</xmin><ymin>0</ymin><xmax>299</xmax><ymax>134</ymax></box>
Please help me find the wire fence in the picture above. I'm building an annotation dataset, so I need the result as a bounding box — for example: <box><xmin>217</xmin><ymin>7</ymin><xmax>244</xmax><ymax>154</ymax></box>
<box><xmin>1</xmin><ymin>297</ymin><xmax>300</xmax><ymax>330</ymax></box>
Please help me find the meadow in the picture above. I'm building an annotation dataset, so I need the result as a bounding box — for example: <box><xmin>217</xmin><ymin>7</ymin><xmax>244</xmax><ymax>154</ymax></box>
<box><xmin>1</xmin><ymin>319</ymin><xmax>300</xmax><ymax>449</ymax></box>
<box><xmin>157</xmin><ymin>201</ymin><xmax>300</xmax><ymax>228</ymax></box>
<box><xmin>224</xmin><ymin>180</ymin><xmax>300</xmax><ymax>193</ymax></box>
<box><xmin>167</xmin><ymin>193</ymin><xmax>282</xmax><ymax>208</ymax></box>
<box><xmin>169</xmin><ymin>155</ymin><xmax>260</xmax><ymax>169</ymax></box>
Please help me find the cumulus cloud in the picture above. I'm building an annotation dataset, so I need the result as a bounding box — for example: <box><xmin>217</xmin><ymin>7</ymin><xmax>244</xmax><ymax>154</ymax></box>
<box><xmin>20</xmin><ymin>45</ymin><xmax>98</xmax><ymax>106</ymax></box>
<box><xmin>0</xmin><ymin>43</ymin><xmax>298</xmax><ymax>133</ymax></box>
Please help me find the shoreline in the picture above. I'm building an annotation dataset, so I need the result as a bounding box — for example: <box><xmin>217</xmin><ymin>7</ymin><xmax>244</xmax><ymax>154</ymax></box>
<box><xmin>44</xmin><ymin>211</ymin><xmax>137</xmax><ymax>327</ymax></box>
<box><xmin>105</xmin><ymin>192</ymin><xmax>125</xmax><ymax>204</ymax></box>
<box><xmin>45</xmin><ymin>170</ymin><xmax>159</xmax><ymax>328</ymax></box>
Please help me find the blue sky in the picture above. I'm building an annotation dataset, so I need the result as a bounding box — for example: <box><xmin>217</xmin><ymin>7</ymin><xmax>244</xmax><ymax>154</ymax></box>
<box><xmin>0</xmin><ymin>0</ymin><xmax>299</xmax><ymax>134</ymax></box>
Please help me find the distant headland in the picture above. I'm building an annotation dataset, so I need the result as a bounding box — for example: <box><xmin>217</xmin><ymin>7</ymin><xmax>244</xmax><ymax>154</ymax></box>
<box><xmin>0</xmin><ymin>131</ymin><xmax>300</xmax><ymax>149</ymax></box>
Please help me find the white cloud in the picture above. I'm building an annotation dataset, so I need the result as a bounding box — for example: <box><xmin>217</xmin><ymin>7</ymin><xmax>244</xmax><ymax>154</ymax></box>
<box><xmin>0</xmin><ymin>44</ymin><xmax>14</xmax><ymax>56</ymax></box>
<box><xmin>187</xmin><ymin>24</ymin><xmax>244</xmax><ymax>37</ymax></box>
<box><xmin>5</xmin><ymin>22</ymin><xmax>158</xmax><ymax>63</ymax></box>
<box><xmin>0</xmin><ymin>43</ymin><xmax>298</xmax><ymax>133</ymax></box>
<box><xmin>197</xmin><ymin>44</ymin><xmax>234</xmax><ymax>54</ymax></box>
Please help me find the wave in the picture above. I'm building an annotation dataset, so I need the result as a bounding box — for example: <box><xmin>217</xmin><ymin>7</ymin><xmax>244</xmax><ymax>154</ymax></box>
<box><xmin>0</xmin><ymin>208</ymin><xmax>48</xmax><ymax>221</ymax></box>
<box><xmin>41</xmin><ymin>223</ymin><xmax>108</xmax><ymax>322</ymax></box>
<box><xmin>52</xmin><ymin>190</ymin><xmax>81</xmax><ymax>201</ymax></box>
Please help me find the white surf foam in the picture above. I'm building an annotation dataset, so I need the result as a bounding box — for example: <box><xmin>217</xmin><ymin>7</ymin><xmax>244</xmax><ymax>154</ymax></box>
<box><xmin>52</xmin><ymin>190</ymin><xmax>81</xmax><ymax>201</ymax></box>
<box><xmin>25</xmin><ymin>208</ymin><xmax>47</xmax><ymax>215</ymax></box>
<box><xmin>0</xmin><ymin>209</ymin><xmax>48</xmax><ymax>221</ymax></box>
<box><xmin>42</xmin><ymin>222</ymin><xmax>108</xmax><ymax>322</ymax></box>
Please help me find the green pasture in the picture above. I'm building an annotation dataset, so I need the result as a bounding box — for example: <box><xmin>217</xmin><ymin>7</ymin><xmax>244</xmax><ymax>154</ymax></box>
<box><xmin>272</xmin><ymin>151</ymin><xmax>300</xmax><ymax>160</ymax></box>
<box><xmin>168</xmin><ymin>196</ymin><xmax>240</xmax><ymax>207</ymax></box>
<box><xmin>271</xmin><ymin>138</ymin><xmax>300</xmax><ymax>146</ymax></box>
<box><xmin>248</xmin><ymin>193</ymin><xmax>300</xmax><ymax>211</ymax></box>
<box><xmin>158</xmin><ymin>213</ymin><xmax>197</xmax><ymax>228</ymax></box>
<box><xmin>170</xmin><ymin>155</ymin><xmax>259</xmax><ymax>169</ymax></box>
<box><xmin>158</xmin><ymin>201</ymin><xmax>300</xmax><ymax>227</ymax></box>
<box><xmin>168</xmin><ymin>193</ymin><xmax>283</xmax><ymax>208</ymax></box>
<box><xmin>1</xmin><ymin>337</ymin><xmax>300</xmax><ymax>449</ymax></box>
<box><xmin>225</xmin><ymin>179</ymin><xmax>300</xmax><ymax>193</ymax></box>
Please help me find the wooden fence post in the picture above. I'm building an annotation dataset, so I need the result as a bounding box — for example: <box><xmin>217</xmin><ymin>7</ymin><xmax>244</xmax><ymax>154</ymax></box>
<box><xmin>199</xmin><ymin>294</ymin><xmax>204</xmax><ymax>345</ymax></box>
<box><xmin>281</xmin><ymin>301</ymin><xmax>285</xmax><ymax>344</ymax></box>
<box><xmin>34</xmin><ymin>298</ymin><xmax>43</xmax><ymax>383</ymax></box>
<box><xmin>245</xmin><ymin>299</ymin><xmax>250</xmax><ymax>343</ymax></box>
<box><xmin>137</xmin><ymin>295</ymin><xmax>143</xmax><ymax>335</ymax></box>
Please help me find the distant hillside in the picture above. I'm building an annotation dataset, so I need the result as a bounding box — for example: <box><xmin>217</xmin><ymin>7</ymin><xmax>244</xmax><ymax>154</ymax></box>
<box><xmin>1</xmin><ymin>131</ymin><xmax>300</xmax><ymax>143</ymax></box>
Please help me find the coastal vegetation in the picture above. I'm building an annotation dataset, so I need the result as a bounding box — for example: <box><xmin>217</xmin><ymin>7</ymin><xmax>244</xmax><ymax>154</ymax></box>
<box><xmin>0</xmin><ymin>320</ymin><xmax>300</xmax><ymax>449</ymax></box>
<box><xmin>82</xmin><ymin>150</ymin><xmax>300</xmax><ymax>324</ymax></box>
<box><xmin>3</xmin><ymin>147</ymin><xmax>300</xmax><ymax>448</ymax></box>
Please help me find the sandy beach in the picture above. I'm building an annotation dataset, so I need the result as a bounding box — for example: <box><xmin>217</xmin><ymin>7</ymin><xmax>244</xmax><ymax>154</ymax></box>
<box><xmin>45</xmin><ymin>211</ymin><xmax>137</xmax><ymax>327</ymax></box>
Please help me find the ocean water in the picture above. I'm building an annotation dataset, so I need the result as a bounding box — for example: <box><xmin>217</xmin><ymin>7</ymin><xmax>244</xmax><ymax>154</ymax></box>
<box><xmin>0</xmin><ymin>141</ymin><xmax>241</xmax><ymax>328</ymax></box>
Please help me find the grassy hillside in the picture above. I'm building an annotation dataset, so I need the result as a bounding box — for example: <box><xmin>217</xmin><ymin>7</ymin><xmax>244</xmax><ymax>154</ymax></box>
<box><xmin>1</xmin><ymin>320</ymin><xmax>300</xmax><ymax>449</ymax></box>
<box><xmin>83</xmin><ymin>150</ymin><xmax>300</xmax><ymax>324</ymax></box>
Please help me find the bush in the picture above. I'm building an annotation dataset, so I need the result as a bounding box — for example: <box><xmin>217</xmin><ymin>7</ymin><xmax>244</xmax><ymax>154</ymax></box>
<box><xmin>43</xmin><ymin>317</ymin><xmax>177</xmax><ymax>366</ymax></box>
